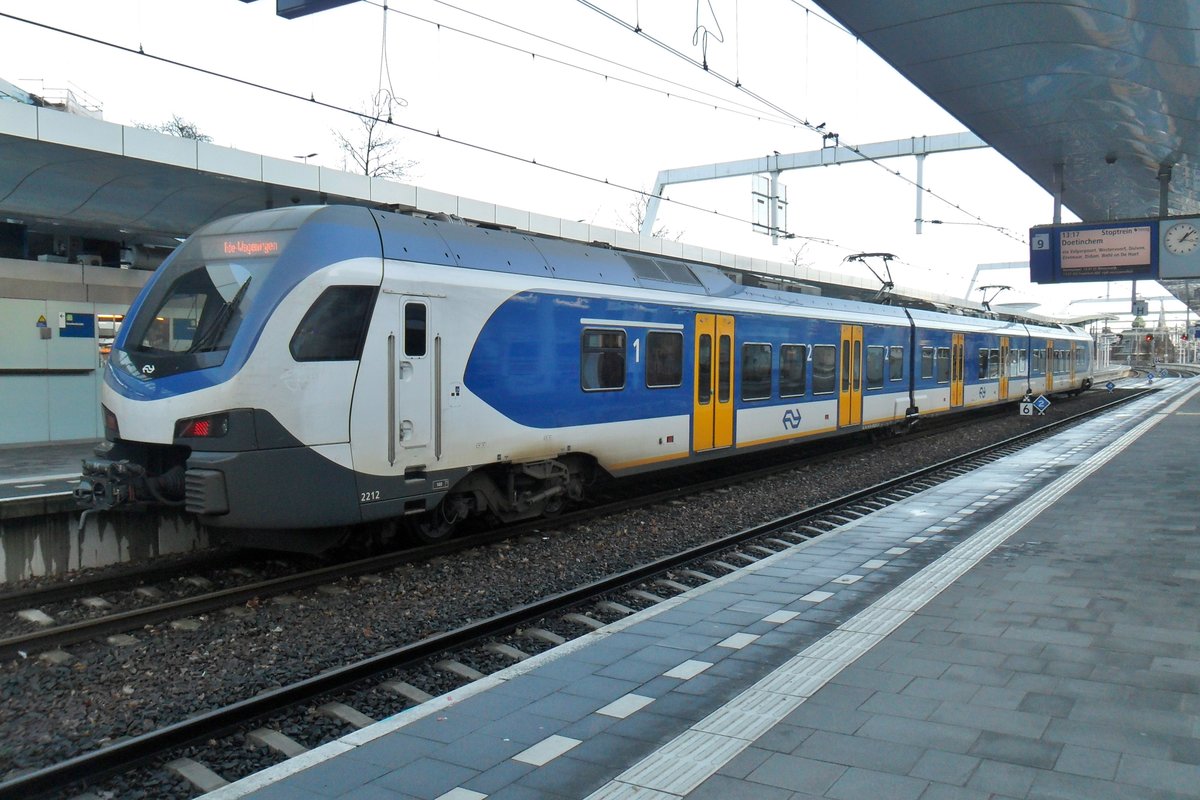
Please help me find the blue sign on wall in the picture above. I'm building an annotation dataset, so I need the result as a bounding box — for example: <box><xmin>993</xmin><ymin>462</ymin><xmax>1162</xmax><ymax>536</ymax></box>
<box><xmin>59</xmin><ymin>312</ymin><xmax>95</xmax><ymax>338</ymax></box>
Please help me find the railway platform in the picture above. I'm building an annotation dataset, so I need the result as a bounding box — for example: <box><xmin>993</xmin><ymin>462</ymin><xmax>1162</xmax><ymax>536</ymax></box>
<box><xmin>0</xmin><ymin>439</ymin><xmax>97</xmax><ymax>502</ymax></box>
<box><xmin>201</xmin><ymin>376</ymin><xmax>1200</xmax><ymax>800</ymax></box>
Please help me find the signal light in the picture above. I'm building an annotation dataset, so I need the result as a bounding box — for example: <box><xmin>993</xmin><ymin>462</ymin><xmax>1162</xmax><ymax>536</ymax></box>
<box><xmin>175</xmin><ymin>413</ymin><xmax>229</xmax><ymax>439</ymax></box>
<box><xmin>1145</xmin><ymin>334</ymin><xmax>1154</xmax><ymax>342</ymax></box>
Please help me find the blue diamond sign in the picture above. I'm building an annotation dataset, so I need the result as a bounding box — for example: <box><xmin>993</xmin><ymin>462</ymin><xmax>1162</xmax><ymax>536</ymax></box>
<box><xmin>1033</xmin><ymin>395</ymin><xmax>1051</xmax><ymax>414</ymax></box>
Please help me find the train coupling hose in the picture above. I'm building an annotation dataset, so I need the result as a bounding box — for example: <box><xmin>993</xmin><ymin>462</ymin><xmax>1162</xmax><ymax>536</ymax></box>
<box><xmin>74</xmin><ymin>458</ymin><xmax>145</xmax><ymax>512</ymax></box>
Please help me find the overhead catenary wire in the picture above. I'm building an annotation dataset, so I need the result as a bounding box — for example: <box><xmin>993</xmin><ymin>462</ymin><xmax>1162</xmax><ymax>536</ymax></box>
<box><xmin>0</xmin><ymin>9</ymin><xmax>840</xmax><ymax>249</ymax></box>
<box><xmin>0</xmin><ymin>5</ymin><xmax>1015</xmax><ymax>283</ymax></box>
<box><xmin>363</xmin><ymin>0</ymin><xmax>799</xmax><ymax>128</ymax></box>
<box><xmin>574</xmin><ymin>0</ymin><xmax>1026</xmax><ymax>246</ymax></box>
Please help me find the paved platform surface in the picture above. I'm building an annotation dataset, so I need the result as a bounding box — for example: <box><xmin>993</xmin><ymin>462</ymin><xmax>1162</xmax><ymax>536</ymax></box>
<box><xmin>0</xmin><ymin>439</ymin><xmax>99</xmax><ymax>501</ymax></box>
<box><xmin>202</xmin><ymin>378</ymin><xmax>1200</xmax><ymax>800</ymax></box>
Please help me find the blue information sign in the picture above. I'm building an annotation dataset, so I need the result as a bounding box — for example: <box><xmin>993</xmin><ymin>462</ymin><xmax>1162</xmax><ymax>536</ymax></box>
<box><xmin>59</xmin><ymin>312</ymin><xmax>95</xmax><ymax>338</ymax></box>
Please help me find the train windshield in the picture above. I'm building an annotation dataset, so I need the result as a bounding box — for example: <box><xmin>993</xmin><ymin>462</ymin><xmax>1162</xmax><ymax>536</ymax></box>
<box><xmin>115</xmin><ymin>230</ymin><xmax>292</xmax><ymax>379</ymax></box>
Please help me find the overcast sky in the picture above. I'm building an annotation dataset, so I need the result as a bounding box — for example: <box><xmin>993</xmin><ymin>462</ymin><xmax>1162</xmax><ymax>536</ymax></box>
<box><xmin>1</xmin><ymin>0</ymin><xmax>1180</xmax><ymax>322</ymax></box>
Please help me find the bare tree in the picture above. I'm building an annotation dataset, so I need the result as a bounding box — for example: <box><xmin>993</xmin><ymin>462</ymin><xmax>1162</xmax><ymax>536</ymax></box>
<box><xmin>333</xmin><ymin>93</ymin><xmax>416</xmax><ymax>179</ymax></box>
<box><xmin>136</xmin><ymin>115</ymin><xmax>212</xmax><ymax>142</ymax></box>
<box><xmin>787</xmin><ymin>242</ymin><xmax>813</xmax><ymax>269</ymax></box>
<box><xmin>620</xmin><ymin>191</ymin><xmax>683</xmax><ymax>240</ymax></box>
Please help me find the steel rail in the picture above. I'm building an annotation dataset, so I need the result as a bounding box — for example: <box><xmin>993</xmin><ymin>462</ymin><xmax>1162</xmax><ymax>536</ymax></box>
<box><xmin>0</xmin><ymin>388</ymin><xmax>1152</xmax><ymax>799</ymax></box>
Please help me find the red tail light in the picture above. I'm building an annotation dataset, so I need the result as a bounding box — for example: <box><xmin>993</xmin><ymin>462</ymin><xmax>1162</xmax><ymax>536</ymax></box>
<box><xmin>102</xmin><ymin>405</ymin><xmax>119</xmax><ymax>438</ymax></box>
<box><xmin>175</xmin><ymin>413</ymin><xmax>229</xmax><ymax>439</ymax></box>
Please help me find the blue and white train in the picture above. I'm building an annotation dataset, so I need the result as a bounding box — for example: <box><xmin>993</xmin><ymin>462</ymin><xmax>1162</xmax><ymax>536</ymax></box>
<box><xmin>77</xmin><ymin>205</ymin><xmax>1094</xmax><ymax>548</ymax></box>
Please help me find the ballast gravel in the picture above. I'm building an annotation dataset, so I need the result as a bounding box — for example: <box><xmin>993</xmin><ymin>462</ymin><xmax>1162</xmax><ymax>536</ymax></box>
<box><xmin>0</xmin><ymin>390</ymin><xmax>1138</xmax><ymax>798</ymax></box>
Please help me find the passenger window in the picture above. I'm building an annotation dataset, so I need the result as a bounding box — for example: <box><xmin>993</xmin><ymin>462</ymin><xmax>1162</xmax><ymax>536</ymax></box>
<box><xmin>780</xmin><ymin>344</ymin><xmax>807</xmax><ymax>397</ymax></box>
<box><xmin>978</xmin><ymin>349</ymin><xmax>988</xmax><ymax>377</ymax></box>
<box><xmin>921</xmin><ymin>346</ymin><xmax>934</xmax><ymax>379</ymax></box>
<box><xmin>866</xmin><ymin>346</ymin><xmax>884</xmax><ymax>389</ymax></box>
<box><xmin>404</xmin><ymin>302</ymin><xmax>427</xmax><ymax>357</ymax></box>
<box><xmin>581</xmin><ymin>329</ymin><xmax>625</xmax><ymax>391</ymax></box>
<box><xmin>889</xmin><ymin>346</ymin><xmax>904</xmax><ymax>381</ymax></box>
<box><xmin>290</xmin><ymin>286</ymin><xmax>377</xmax><ymax>362</ymax></box>
<box><xmin>989</xmin><ymin>349</ymin><xmax>1000</xmax><ymax>379</ymax></box>
<box><xmin>812</xmin><ymin>345</ymin><xmax>836</xmax><ymax>394</ymax></box>
<box><xmin>936</xmin><ymin>347</ymin><xmax>951</xmax><ymax>383</ymax></box>
<box><xmin>741</xmin><ymin>343</ymin><xmax>772</xmax><ymax>401</ymax></box>
<box><xmin>718</xmin><ymin>336</ymin><xmax>732</xmax><ymax>403</ymax></box>
<box><xmin>646</xmin><ymin>331</ymin><xmax>683</xmax><ymax>388</ymax></box>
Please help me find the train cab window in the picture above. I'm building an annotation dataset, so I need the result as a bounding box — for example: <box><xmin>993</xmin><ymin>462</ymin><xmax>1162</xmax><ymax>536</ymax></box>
<box><xmin>812</xmin><ymin>345</ymin><xmax>836</xmax><ymax>394</ymax></box>
<box><xmin>645</xmin><ymin>331</ymin><xmax>683</xmax><ymax>388</ymax></box>
<box><xmin>290</xmin><ymin>285</ymin><xmax>377</xmax><ymax>361</ymax></box>
<box><xmin>865</xmin><ymin>346</ymin><xmax>885</xmax><ymax>389</ymax></box>
<box><xmin>404</xmin><ymin>302</ymin><xmax>427</xmax><ymax>357</ymax></box>
<box><xmin>936</xmin><ymin>347</ymin><xmax>951</xmax><ymax>383</ymax></box>
<box><xmin>780</xmin><ymin>344</ymin><xmax>807</xmax><ymax>396</ymax></box>
<box><xmin>581</xmin><ymin>329</ymin><xmax>626</xmax><ymax>391</ymax></box>
<box><xmin>889</xmin><ymin>346</ymin><xmax>904</xmax><ymax>381</ymax></box>
<box><xmin>741</xmin><ymin>343</ymin><xmax>772</xmax><ymax>401</ymax></box>
<box><xmin>921</xmin><ymin>346</ymin><xmax>934</xmax><ymax>379</ymax></box>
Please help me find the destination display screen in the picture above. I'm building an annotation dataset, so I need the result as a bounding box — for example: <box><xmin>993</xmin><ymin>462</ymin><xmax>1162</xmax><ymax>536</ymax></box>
<box><xmin>1058</xmin><ymin>225</ymin><xmax>1152</xmax><ymax>277</ymax></box>
<box><xmin>1029</xmin><ymin>219</ymin><xmax>1161</xmax><ymax>283</ymax></box>
<box><xmin>195</xmin><ymin>231</ymin><xmax>293</xmax><ymax>261</ymax></box>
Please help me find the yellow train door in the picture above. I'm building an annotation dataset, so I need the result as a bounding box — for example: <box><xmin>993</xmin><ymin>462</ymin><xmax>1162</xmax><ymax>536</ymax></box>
<box><xmin>999</xmin><ymin>337</ymin><xmax>1010</xmax><ymax>399</ymax></box>
<box><xmin>951</xmin><ymin>333</ymin><xmax>965</xmax><ymax>407</ymax></box>
<box><xmin>693</xmin><ymin>314</ymin><xmax>734</xmax><ymax>451</ymax></box>
<box><xmin>1045</xmin><ymin>340</ymin><xmax>1055</xmax><ymax>392</ymax></box>
<box><xmin>838</xmin><ymin>324</ymin><xmax>863</xmax><ymax>427</ymax></box>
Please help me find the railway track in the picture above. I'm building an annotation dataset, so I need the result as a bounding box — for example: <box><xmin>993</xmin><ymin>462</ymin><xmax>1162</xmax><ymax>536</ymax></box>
<box><xmin>0</xmin><ymin>390</ymin><xmax>1117</xmax><ymax>661</ymax></box>
<box><xmin>0</xmin><ymin>387</ymin><xmax>1153</xmax><ymax>799</ymax></box>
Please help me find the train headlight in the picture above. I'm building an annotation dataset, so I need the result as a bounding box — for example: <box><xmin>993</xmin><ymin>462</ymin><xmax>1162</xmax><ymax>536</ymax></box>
<box><xmin>175</xmin><ymin>413</ymin><xmax>230</xmax><ymax>439</ymax></box>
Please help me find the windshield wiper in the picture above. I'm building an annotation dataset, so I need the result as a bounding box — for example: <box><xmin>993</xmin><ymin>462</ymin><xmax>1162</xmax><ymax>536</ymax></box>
<box><xmin>188</xmin><ymin>276</ymin><xmax>251</xmax><ymax>353</ymax></box>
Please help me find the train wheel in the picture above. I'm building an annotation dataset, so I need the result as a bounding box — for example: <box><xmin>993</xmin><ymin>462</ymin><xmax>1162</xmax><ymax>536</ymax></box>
<box><xmin>406</xmin><ymin>501</ymin><xmax>461</xmax><ymax>544</ymax></box>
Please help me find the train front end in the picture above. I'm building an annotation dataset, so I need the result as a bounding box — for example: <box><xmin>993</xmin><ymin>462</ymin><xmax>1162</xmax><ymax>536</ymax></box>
<box><xmin>75</xmin><ymin>205</ymin><xmax>382</xmax><ymax>535</ymax></box>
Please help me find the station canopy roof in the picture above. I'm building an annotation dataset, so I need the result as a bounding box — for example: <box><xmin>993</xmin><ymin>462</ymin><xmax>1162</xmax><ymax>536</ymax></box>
<box><xmin>812</xmin><ymin>1</ymin><xmax>1200</xmax><ymax>316</ymax></box>
<box><xmin>811</xmin><ymin>1</ymin><xmax>1200</xmax><ymax>222</ymax></box>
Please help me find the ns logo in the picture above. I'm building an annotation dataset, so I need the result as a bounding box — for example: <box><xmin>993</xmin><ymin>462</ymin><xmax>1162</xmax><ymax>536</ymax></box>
<box><xmin>782</xmin><ymin>408</ymin><xmax>803</xmax><ymax>429</ymax></box>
